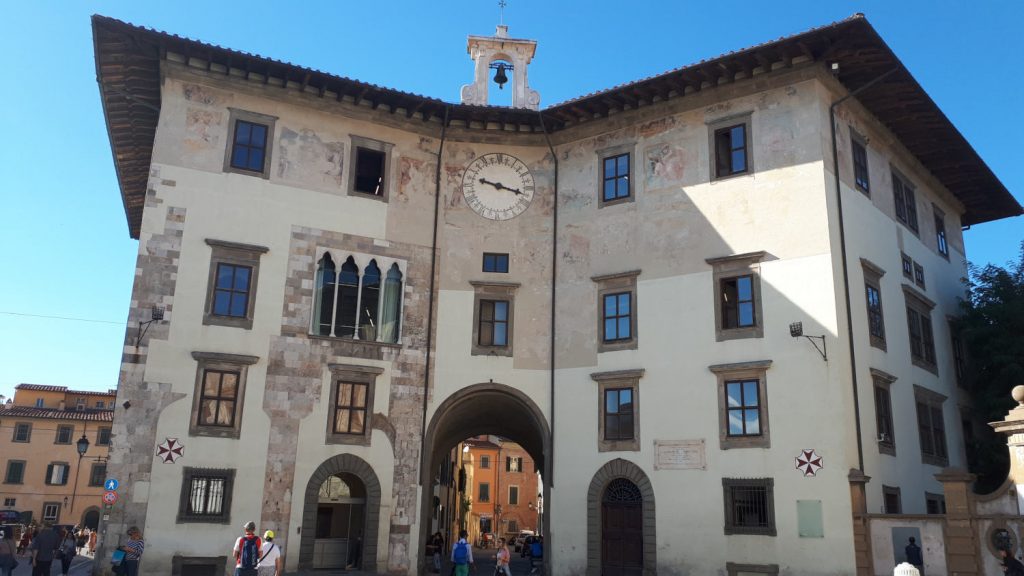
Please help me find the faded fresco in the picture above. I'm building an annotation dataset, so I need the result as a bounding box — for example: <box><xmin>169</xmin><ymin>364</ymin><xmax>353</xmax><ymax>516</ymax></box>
<box><xmin>276</xmin><ymin>127</ymin><xmax>345</xmax><ymax>189</ymax></box>
<box><xmin>184</xmin><ymin>108</ymin><xmax>223</xmax><ymax>152</ymax></box>
<box><xmin>644</xmin><ymin>143</ymin><xmax>686</xmax><ymax>190</ymax></box>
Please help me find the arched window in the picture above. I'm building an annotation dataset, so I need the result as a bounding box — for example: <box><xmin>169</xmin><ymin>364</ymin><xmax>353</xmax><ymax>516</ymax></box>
<box><xmin>380</xmin><ymin>263</ymin><xmax>403</xmax><ymax>343</ymax></box>
<box><xmin>313</xmin><ymin>254</ymin><xmax>336</xmax><ymax>336</ymax></box>
<box><xmin>359</xmin><ymin>260</ymin><xmax>381</xmax><ymax>341</ymax></box>
<box><xmin>336</xmin><ymin>257</ymin><xmax>360</xmax><ymax>338</ymax></box>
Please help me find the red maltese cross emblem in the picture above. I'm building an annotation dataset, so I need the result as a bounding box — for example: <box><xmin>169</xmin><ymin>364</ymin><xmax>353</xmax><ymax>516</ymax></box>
<box><xmin>157</xmin><ymin>437</ymin><xmax>185</xmax><ymax>464</ymax></box>
<box><xmin>795</xmin><ymin>449</ymin><xmax>823</xmax><ymax>477</ymax></box>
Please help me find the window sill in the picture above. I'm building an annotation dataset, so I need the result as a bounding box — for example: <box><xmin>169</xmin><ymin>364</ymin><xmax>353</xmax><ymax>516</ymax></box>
<box><xmin>223</xmin><ymin>165</ymin><xmax>270</xmax><ymax>180</ymax></box>
<box><xmin>598</xmin><ymin>438</ymin><xmax>640</xmax><ymax>453</ymax></box>
<box><xmin>176</xmin><ymin>515</ymin><xmax>231</xmax><ymax>525</ymax></box>
<box><xmin>599</xmin><ymin>195</ymin><xmax>634</xmax><ymax>209</ymax></box>
<box><xmin>309</xmin><ymin>334</ymin><xmax>402</xmax><ymax>349</ymax></box>
<box><xmin>471</xmin><ymin>345</ymin><xmax>513</xmax><ymax>357</ymax></box>
<box><xmin>921</xmin><ymin>454</ymin><xmax>949</xmax><ymax>468</ymax></box>
<box><xmin>325</xmin><ymin>432</ymin><xmax>372</xmax><ymax>446</ymax></box>
<box><xmin>189</xmin><ymin>426</ymin><xmax>241</xmax><ymax>440</ymax></box>
<box><xmin>711</xmin><ymin>170</ymin><xmax>754</xmax><ymax>183</ymax></box>
<box><xmin>349</xmin><ymin>190</ymin><xmax>388</xmax><ymax>202</ymax></box>
<box><xmin>721</xmin><ymin>435</ymin><xmax>770</xmax><ymax>450</ymax></box>
<box><xmin>911</xmin><ymin>357</ymin><xmax>939</xmax><ymax>375</ymax></box>
<box><xmin>724</xmin><ymin>527</ymin><xmax>777</xmax><ymax>537</ymax></box>
<box><xmin>203</xmin><ymin>314</ymin><xmax>254</xmax><ymax>331</ymax></box>
<box><xmin>878</xmin><ymin>443</ymin><xmax>896</xmax><ymax>457</ymax></box>
<box><xmin>598</xmin><ymin>338</ymin><xmax>637</xmax><ymax>353</ymax></box>
<box><xmin>869</xmin><ymin>336</ymin><xmax>887</xmax><ymax>351</ymax></box>
<box><xmin>716</xmin><ymin>325</ymin><xmax>764</xmax><ymax>342</ymax></box>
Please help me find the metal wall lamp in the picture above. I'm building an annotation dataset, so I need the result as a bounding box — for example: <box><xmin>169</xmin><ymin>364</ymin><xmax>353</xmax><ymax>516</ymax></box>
<box><xmin>134</xmin><ymin>306</ymin><xmax>165</xmax><ymax>349</ymax></box>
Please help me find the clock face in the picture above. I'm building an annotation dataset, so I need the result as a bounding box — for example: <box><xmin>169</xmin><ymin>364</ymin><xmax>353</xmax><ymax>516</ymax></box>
<box><xmin>461</xmin><ymin>153</ymin><xmax>535</xmax><ymax>221</ymax></box>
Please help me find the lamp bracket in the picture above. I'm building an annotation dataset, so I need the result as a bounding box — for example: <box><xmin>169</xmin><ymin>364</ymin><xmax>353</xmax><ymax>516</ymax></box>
<box><xmin>801</xmin><ymin>334</ymin><xmax>828</xmax><ymax>362</ymax></box>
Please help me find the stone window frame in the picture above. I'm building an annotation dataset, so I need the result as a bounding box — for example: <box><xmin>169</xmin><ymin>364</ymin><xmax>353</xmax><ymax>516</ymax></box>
<box><xmin>88</xmin><ymin>462</ymin><xmax>106</xmax><ymax>487</ymax></box>
<box><xmin>871</xmin><ymin>368</ymin><xmax>898</xmax><ymax>456</ymax></box>
<box><xmin>188</xmin><ymin>351</ymin><xmax>259</xmax><ymax>439</ymax></box>
<box><xmin>12</xmin><ymin>422</ymin><xmax>31</xmax><ymax>443</ymax></box>
<box><xmin>726</xmin><ymin>563</ymin><xmax>780</xmax><ymax>576</ymax></box>
<box><xmin>591</xmin><ymin>368</ymin><xmax>644</xmax><ymax>452</ymax></box>
<box><xmin>310</xmin><ymin>248</ymin><xmax>408</xmax><ymax>344</ymax></box>
<box><xmin>722</xmin><ymin>477</ymin><xmax>776</xmax><ymax>536</ymax></box>
<box><xmin>892</xmin><ymin>167</ymin><xmax>919</xmax><ymax>234</ymax></box>
<box><xmin>347</xmin><ymin>134</ymin><xmax>394</xmax><ymax>202</ymax></box>
<box><xmin>222</xmin><ymin>108</ymin><xmax>277</xmax><ymax>179</ymax></box>
<box><xmin>4</xmin><ymin>460</ymin><xmax>25</xmax><ymax>484</ymax></box>
<box><xmin>96</xmin><ymin>427</ymin><xmax>112</xmax><ymax>446</ymax></box>
<box><xmin>933</xmin><ymin>204</ymin><xmax>950</xmax><ymax>259</ymax></box>
<box><xmin>470</xmin><ymin>281</ymin><xmax>519</xmax><ymax>357</ymax></box>
<box><xmin>592</xmin><ymin>270</ymin><xmax>640</xmax><ymax>353</ymax></box>
<box><xmin>851</xmin><ymin>129</ymin><xmax>870</xmax><ymax>195</ymax></box>
<box><xmin>914</xmin><ymin>384</ymin><xmax>949</xmax><ymax>467</ymax></box>
<box><xmin>586</xmin><ymin>459</ymin><xmax>657</xmax><ymax>574</ymax></box>
<box><xmin>482</xmin><ymin>252</ymin><xmax>510</xmax><ymax>273</ymax></box>
<box><xmin>861</xmin><ymin>258</ymin><xmax>887</xmax><ymax>351</ymax></box>
<box><xmin>710</xmin><ymin>360</ymin><xmax>772</xmax><ymax>450</ymax></box>
<box><xmin>325</xmin><ymin>363</ymin><xmax>383</xmax><ymax>446</ymax></box>
<box><xmin>901</xmin><ymin>253</ymin><xmax>914</xmax><ymax>280</ymax></box>
<box><xmin>707</xmin><ymin>251</ymin><xmax>766</xmax><ymax>341</ymax></box>
<box><xmin>708</xmin><ymin>112</ymin><xmax>754</xmax><ymax>182</ymax></box>
<box><xmin>54</xmin><ymin>424</ymin><xmax>74</xmax><ymax>445</ymax></box>
<box><xmin>42</xmin><ymin>502</ymin><xmax>61</xmax><ymax>523</ymax></box>
<box><xmin>202</xmin><ymin>239</ymin><xmax>269</xmax><ymax>330</ymax></box>
<box><xmin>171</xmin><ymin>555</ymin><xmax>230</xmax><ymax>576</ymax></box>
<box><xmin>596</xmin><ymin>141</ymin><xmax>638</xmax><ymax>208</ymax></box>
<box><xmin>925</xmin><ymin>491</ymin><xmax>946</xmax><ymax>514</ymax></box>
<box><xmin>882</xmin><ymin>484</ymin><xmax>902</xmax><ymax>514</ymax></box>
<box><xmin>176</xmin><ymin>467</ymin><xmax>236</xmax><ymax>524</ymax></box>
<box><xmin>903</xmin><ymin>285</ymin><xmax>938</xmax><ymax>374</ymax></box>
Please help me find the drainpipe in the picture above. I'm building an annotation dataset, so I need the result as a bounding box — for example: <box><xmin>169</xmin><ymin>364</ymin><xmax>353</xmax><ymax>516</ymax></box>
<box><xmin>829</xmin><ymin>67</ymin><xmax>899</xmax><ymax>472</ymax></box>
<box><xmin>537</xmin><ymin>112</ymin><xmax>558</xmax><ymax>486</ymax></box>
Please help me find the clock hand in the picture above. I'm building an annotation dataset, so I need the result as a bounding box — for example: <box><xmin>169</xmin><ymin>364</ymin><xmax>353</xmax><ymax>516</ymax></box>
<box><xmin>479</xmin><ymin>178</ymin><xmax>502</xmax><ymax>190</ymax></box>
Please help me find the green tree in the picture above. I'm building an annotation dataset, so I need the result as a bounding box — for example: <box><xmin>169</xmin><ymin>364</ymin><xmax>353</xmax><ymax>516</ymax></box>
<box><xmin>958</xmin><ymin>242</ymin><xmax>1024</xmax><ymax>493</ymax></box>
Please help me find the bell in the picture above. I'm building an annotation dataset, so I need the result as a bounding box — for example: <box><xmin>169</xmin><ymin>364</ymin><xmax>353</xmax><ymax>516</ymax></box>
<box><xmin>493</xmin><ymin>63</ymin><xmax>508</xmax><ymax>90</ymax></box>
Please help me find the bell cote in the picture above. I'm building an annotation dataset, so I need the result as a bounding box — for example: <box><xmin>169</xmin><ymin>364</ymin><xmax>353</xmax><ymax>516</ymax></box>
<box><xmin>460</xmin><ymin>25</ymin><xmax>540</xmax><ymax>110</ymax></box>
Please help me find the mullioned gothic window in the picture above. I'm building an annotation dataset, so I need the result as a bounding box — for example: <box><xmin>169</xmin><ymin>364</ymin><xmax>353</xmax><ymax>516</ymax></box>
<box><xmin>313</xmin><ymin>251</ymin><xmax>405</xmax><ymax>344</ymax></box>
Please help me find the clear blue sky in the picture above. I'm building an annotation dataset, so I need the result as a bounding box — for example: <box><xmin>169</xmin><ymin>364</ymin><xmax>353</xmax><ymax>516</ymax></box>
<box><xmin>1</xmin><ymin>1</ymin><xmax>1020</xmax><ymax>399</ymax></box>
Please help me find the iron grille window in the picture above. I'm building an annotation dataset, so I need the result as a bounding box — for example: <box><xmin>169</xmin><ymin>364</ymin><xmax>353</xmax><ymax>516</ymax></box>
<box><xmin>604</xmin><ymin>388</ymin><xmax>634</xmax><ymax>441</ymax></box>
<box><xmin>354</xmin><ymin>147</ymin><xmax>386</xmax><ymax>195</ymax></box>
<box><xmin>198</xmin><ymin>369</ymin><xmax>240</xmax><ymax>428</ymax></box>
<box><xmin>4</xmin><ymin>461</ymin><xmax>25</xmax><ymax>484</ymax></box>
<box><xmin>723</xmin><ymin>478</ymin><xmax>775</xmax><ymax>535</ymax></box>
<box><xmin>602</xmin><ymin>292</ymin><xmax>632</xmax><ymax>342</ymax></box>
<box><xmin>906</xmin><ymin>306</ymin><xmax>936</xmax><ymax>366</ymax></box>
<box><xmin>935</xmin><ymin>212</ymin><xmax>949</xmax><ymax>257</ymax></box>
<box><xmin>178</xmin><ymin>468</ymin><xmax>234</xmax><ymax>523</ymax></box>
<box><xmin>865</xmin><ymin>283</ymin><xmax>885</xmax><ymax>342</ymax></box>
<box><xmin>715</xmin><ymin>124</ymin><xmax>748</xmax><ymax>177</ymax></box>
<box><xmin>852</xmin><ymin>138</ymin><xmax>870</xmax><ymax>193</ymax></box>
<box><xmin>892</xmin><ymin>172</ymin><xmax>919</xmax><ymax>233</ymax></box>
<box><xmin>55</xmin><ymin>425</ymin><xmax>73</xmax><ymax>445</ymax></box>
<box><xmin>89</xmin><ymin>463</ymin><xmax>107</xmax><ymax>487</ymax></box>
<box><xmin>916</xmin><ymin>401</ymin><xmax>948</xmax><ymax>463</ymax></box>
<box><xmin>333</xmin><ymin>381</ymin><xmax>368</xmax><ymax>435</ymax></box>
<box><xmin>602</xmin><ymin>153</ymin><xmax>630</xmax><ymax>202</ymax></box>
<box><xmin>479</xmin><ymin>300</ymin><xmax>510</xmax><ymax>347</ymax></box>
<box><xmin>12</xmin><ymin>423</ymin><xmax>31</xmax><ymax>443</ymax></box>
<box><xmin>721</xmin><ymin>275</ymin><xmax>756</xmax><ymax>329</ymax></box>
<box><xmin>874</xmin><ymin>385</ymin><xmax>894</xmax><ymax>449</ymax></box>
<box><xmin>212</xmin><ymin>263</ymin><xmax>252</xmax><ymax>318</ymax></box>
<box><xmin>97</xmin><ymin>427</ymin><xmax>112</xmax><ymax>446</ymax></box>
<box><xmin>483</xmin><ymin>253</ymin><xmax>510</xmax><ymax>273</ymax></box>
<box><xmin>229</xmin><ymin>120</ymin><xmax>268</xmax><ymax>173</ymax></box>
<box><xmin>725</xmin><ymin>379</ymin><xmax>761</xmax><ymax>437</ymax></box>
<box><xmin>604</xmin><ymin>478</ymin><xmax>642</xmax><ymax>504</ymax></box>
<box><xmin>479</xmin><ymin>483</ymin><xmax>490</xmax><ymax>502</ymax></box>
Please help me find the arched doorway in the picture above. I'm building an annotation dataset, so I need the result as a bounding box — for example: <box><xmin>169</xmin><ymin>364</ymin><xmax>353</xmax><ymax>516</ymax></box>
<box><xmin>419</xmin><ymin>383</ymin><xmax>551</xmax><ymax>575</ymax></box>
<box><xmin>299</xmin><ymin>454</ymin><xmax>381</xmax><ymax>571</ymax></box>
<box><xmin>81</xmin><ymin>508</ymin><xmax>100</xmax><ymax>531</ymax></box>
<box><xmin>601</xmin><ymin>479</ymin><xmax>643</xmax><ymax>576</ymax></box>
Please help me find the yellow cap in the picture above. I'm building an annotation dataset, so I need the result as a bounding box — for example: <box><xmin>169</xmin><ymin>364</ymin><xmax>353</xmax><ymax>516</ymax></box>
<box><xmin>264</xmin><ymin>530</ymin><xmax>275</xmax><ymax>539</ymax></box>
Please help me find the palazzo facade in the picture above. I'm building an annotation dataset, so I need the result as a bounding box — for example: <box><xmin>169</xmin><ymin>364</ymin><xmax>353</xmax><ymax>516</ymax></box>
<box><xmin>92</xmin><ymin>14</ymin><xmax>1020</xmax><ymax>576</ymax></box>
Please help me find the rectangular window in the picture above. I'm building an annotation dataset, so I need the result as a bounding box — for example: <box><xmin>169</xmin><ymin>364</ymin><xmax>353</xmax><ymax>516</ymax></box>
<box><xmin>901</xmin><ymin>254</ymin><xmax>913</xmax><ymax>279</ymax></box>
<box><xmin>35</xmin><ymin>398</ymin><xmax>44</xmax><ymax>408</ymax></box>
<box><xmin>96</xmin><ymin>401</ymin><xmax>105</xmax><ymax>409</ymax></box>
<box><xmin>892</xmin><ymin>171</ymin><xmax>919</xmax><ymax>233</ymax></box>
<box><xmin>508</xmin><ymin>485</ymin><xmax>519</xmax><ymax>506</ymax></box>
<box><xmin>873</xmin><ymin>380</ymin><xmax>895</xmax><ymax>455</ymax></box>
<box><xmin>507</xmin><ymin>520</ymin><xmax>518</xmax><ymax>533</ymax></box>
<box><xmin>479</xmin><ymin>517</ymin><xmax>492</xmax><ymax>534</ymax></box>
<box><xmin>925</xmin><ymin>492</ymin><xmax>946</xmax><ymax>515</ymax></box>
<box><xmin>906</xmin><ymin>305</ymin><xmax>937</xmax><ymax>368</ymax></box>
<box><xmin>506</xmin><ymin>457</ymin><xmax>522</xmax><ymax>472</ymax></box>
<box><xmin>725</xmin><ymin>379</ymin><xmax>762</xmax><ymax>437</ymax></box>
<box><xmin>602</xmin><ymin>153</ymin><xmax>630</xmax><ymax>202</ymax></box>
<box><xmin>354</xmin><ymin>147</ymin><xmax>386</xmax><ymax>196</ymax></box>
<box><xmin>479</xmin><ymin>483</ymin><xmax>490</xmax><ymax>503</ymax></box>
<box><xmin>12</xmin><ymin>423</ymin><xmax>31</xmax><ymax>443</ymax></box>
<box><xmin>89</xmin><ymin>463</ymin><xmax>107</xmax><ymax>487</ymax></box>
<box><xmin>916</xmin><ymin>392</ymin><xmax>948</xmax><ymax>466</ymax></box>
<box><xmin>604</xmin><ymin>388</ymin><xmax>635</xmax><ymax>442</ymax></box>
<box><xmin>42</xmin><ymin>503</ymin><xmax>60</xmax><ymax>522</ymax></box>
<box><xmin>198</xmin><ymin>369</ymin><xmax>240</xmax><ymax>428</ymax></box>
<box><xmin>721</xmin><ymin>275</ymin><xmax>756</xmax><ymax>329</ymax></box>
<box><xmin>865</xmin><ymin>283</ymin><xmax>886</xmax><ymax>349</ymax></box>
<box><xmin>482</xmin><ymin>253</ymin><xmax>509</xmax><ymax>273</ymax></box>
<box><xmin>45</xmin><ymin>463</ymin><xmax>70</xmax><ymax>486</ymax></box>
<box><xmin>480</xmin><ymin>455</ymin><xmax>490</xmax><ymax>469</ymax></box>
<box><xmin>723</xmin><ymin>478</ymin><xmax>775</xmax><ymax>535</ymax></box>
<box><xmin>4</xmin><ymin>461</ymin><xmax>25</xmax><ymax>484</ymax></box>
<box><xmin>934</xmin><ymin>209</ymin><xmax>949</xmax><ymax>257</ymax></box>
<box><xmin>211</xmin><ymin>263</ymin><xmax>252</xmax><ymax>318</ymax></box>
<box><xmin>852</xmin><ymin>136</ymin><xmax>870</xmax><ymax>193</ymax></box>
<box><xmin>97</xmin><ymin>427</ymin><xmax>112</xmax><ymax>447</ymax></box>
<box><xmin>333</xmin><ymin>381</ymin><xmax>368</xmax><ymax>435</ymax></box>
<box><xmin>602</xmin><ymin>292</ymin><xmax>632</xmax><ymax>342</ymax></box>
<box><xmin>178</xmin><ymin>468</ymin><xmax>235</xmax><ymax>524</ymax></box>
<box><xmin>55</xmin><ymin>425</ymin><xmax>73</xmax><ymax>445</ymax></box>
<box><xmin>715</xmin><ymin>124</ymin><xmax>749</xmax><ymax>178</ymax></box>
<box><xmin>952</xmin><ymin>332</ymin><xmax>966</xmax><ymax>387</ymax></box>
<box><xmin>229</xmin><ymin>120</ymin><xmax>269</xmax><ymax>173</ymax></box>
<box><xmin>882</xmin><ymin>485</ymin><xmax>902</xmax><ymax>514</ymax></box>
<box><xmin>478</xmin><ymin>300</ymin><xmax>509</xmax><ymax>347</ymax></box>
<box><xmin>913</xmin><ymin>263</ymin><xmax>926</xmax><ymax>290</ymax></box>
<box><xmin>2</xmin><ymin>498</ymin><xmax>14</xmax><ymax>507</ymax></box>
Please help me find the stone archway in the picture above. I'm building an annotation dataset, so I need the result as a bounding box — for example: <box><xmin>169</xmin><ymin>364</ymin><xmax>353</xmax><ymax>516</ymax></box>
<box><xmin>299</xmin><ymin>454</ymin><xmax>382</xmax><ymax>571</ymax></box>
<box><xmin>80</xmin><ymin>507</ymin><xmax>101</xmax><ymax>530</ymax></box>
<box><xmin>587</xmin><ymin>459</ymin><xmax>656</xmax><ymax>576</ymax></box>
<box><xmin>419</xmin><ymin>383</ymin><xmax>551</xmax><ymax>574</ymax></box>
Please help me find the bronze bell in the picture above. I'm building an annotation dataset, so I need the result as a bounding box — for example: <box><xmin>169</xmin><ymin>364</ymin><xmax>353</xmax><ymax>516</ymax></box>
<box><xmin>493</xmin><ymin>63</ymin><xmax>508</xmax><ymax>90</ymax></box>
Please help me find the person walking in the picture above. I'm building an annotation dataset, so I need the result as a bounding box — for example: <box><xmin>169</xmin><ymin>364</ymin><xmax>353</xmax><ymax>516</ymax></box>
<box><xmin>0</xmin><ymin>529</ymin><xmax>18</xmax><ymax>576</ymax></box>
<box><xmin>232</xmin><ymin>521</ymin><xmax>263</xmax><ymax>576</ymax></box>
<box><xmin>58</xmin><ymin>528</ymin><xmax>77</xmax><ymax>576</ymax></box>
<box><xmin>904</xmin><ymin>537</ymin><xmax>923</xmax><ymax>574</ymax></box>
<box><xmin>17</xmin><ymin>528</ymin><xmax>32</xmax><ymax>556</ymax></box>
<box><xmin>88</xmin><ymin>529</ymin><xmax>97</xmax><ymax>555</ymax></box>
<box><xmin>528</xmin><ymin>536</ymin><xmax>543</xmax><ymax>574</ymax></box>
<box><xmin>450</xmin><ymin>529</ymin><xmax>474</xmax><ymax>576</ymax></box>
<box><xmin>117</xmin><ymin>526</ymin><xmax>145</xmax><ymax>576</ymax></box>
<box><xmin>257</xmin><ymin>530</ymin><xmax>281</xmax><ymax>576</ymax></box>
<box><xmin>429</xmin><ymin>531</ymin><xmax>444</xmax><ymax>573</ymax></box>
<box><xmin>29</xmin><ymin>521</ymin><xmax>60</xmax><ymax>576</ymax></box>
<box><xmin>495</xmin><ymin>538</ymin><xmax>511</xmax><ymax>576</ymax></box>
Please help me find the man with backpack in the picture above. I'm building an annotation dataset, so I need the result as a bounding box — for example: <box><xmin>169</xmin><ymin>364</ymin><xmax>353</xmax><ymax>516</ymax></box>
<box><xmin>233</xmin><ymin>521</ymin><xmax>263</xmax><ymax>576</ymax></box>
<box><xmin>450</xmin><ymin>529</ymin><xmax>474</xmax><ymax>576</ymax></box>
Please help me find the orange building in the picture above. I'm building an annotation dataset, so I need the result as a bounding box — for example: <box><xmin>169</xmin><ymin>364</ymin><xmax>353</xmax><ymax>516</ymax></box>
<box><xmin>0</xmin><ymin>384</ymin><xmax>115</xmax><ymax>528</ymax></box>
<box><xmin>463</xmin><ymin>437</ymin><xmax>539</xmax><ymax>546</ymax></box>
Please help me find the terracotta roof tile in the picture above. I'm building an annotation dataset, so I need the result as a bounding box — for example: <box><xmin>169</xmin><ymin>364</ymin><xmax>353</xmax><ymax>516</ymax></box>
<box><xmin>0</xmin><ymin>405</ymin><xmax>114</xmax><ymax>422</ymax></box>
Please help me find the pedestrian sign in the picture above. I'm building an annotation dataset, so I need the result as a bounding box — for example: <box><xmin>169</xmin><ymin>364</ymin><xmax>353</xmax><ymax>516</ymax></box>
<box><xmin>105</xmin><ymin>479</ymin><xmax>119</xmax><ymax>491</ymax></box>
<box><xmin>103</xmin><ymin>491</ymin><xmax>119</xmax><ymax>505</ymax></box>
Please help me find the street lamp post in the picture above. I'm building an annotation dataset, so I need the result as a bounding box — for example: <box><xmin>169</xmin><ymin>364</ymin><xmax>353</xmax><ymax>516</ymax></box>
<box><xmin>69</xmin><ymin>434</ymin><xmax>90</xmax><ymax>521</ymax></box>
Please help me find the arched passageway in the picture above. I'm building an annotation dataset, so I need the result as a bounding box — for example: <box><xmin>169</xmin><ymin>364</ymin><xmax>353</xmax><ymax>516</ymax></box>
<box><xmin>299</xmin><ymin>454</ymin><xmax>381</xmax><ymax>571</ymax></box>
<box><xmin>587</xmin><ymin>459</ymin><xmax>656</xmax><ymax>576</ymax></box>
<box><xmin>419</xmin><ymin>383</ymin><xmax>551</xmax><ymax>575</ymax></box>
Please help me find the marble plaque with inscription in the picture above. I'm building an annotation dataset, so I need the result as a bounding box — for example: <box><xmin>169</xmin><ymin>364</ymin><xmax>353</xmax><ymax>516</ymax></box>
<box><xmin>654</xmin><ymin>439</ymin><xmax>706</xmax><ymax>470</ymax></box>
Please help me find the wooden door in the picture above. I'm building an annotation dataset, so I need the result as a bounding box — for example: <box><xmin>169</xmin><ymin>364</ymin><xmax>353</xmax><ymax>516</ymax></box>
<box><xmin>601</xmin><ymin>478</ymin><xmax>643</xmax><ymax>576</ymax></box>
